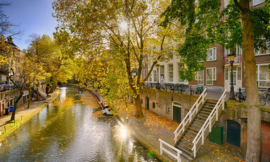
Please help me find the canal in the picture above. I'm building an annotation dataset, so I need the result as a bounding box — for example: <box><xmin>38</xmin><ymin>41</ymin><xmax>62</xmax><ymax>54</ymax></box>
<box><xmin>0</xmin><ymin>87</ymin><xmax>159</xmax><ymax>162</ymax></box>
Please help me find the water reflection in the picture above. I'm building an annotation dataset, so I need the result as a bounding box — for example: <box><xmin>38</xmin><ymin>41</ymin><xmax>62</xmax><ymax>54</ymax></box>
<box><xmin>0</xmin><ymin>87</ymin><xmax>159</xmax><ymax>162</ymax></box>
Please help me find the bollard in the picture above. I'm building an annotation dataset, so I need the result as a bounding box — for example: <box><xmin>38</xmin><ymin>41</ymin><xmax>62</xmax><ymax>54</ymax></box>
<box><xmin>190</xmin><ymin>86</ymin><xmax>192</xmax><ymax>96</ymax></box>
<box><xmin>4</xmin><ymin>126</ymin><xmax>6</xmax><ymax>132</ymax></box>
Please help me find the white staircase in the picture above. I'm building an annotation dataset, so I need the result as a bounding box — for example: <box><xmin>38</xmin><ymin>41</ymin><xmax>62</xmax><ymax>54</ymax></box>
<box><xmin>159</xmin><ymin>89</ymin><xmax>226</xmax><ymax>161</ymax></box>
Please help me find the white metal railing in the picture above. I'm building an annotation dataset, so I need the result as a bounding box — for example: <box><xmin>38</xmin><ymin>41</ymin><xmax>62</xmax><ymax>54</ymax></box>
<box><xmin>174</xmin><ymin>88</ymin><xmax>207</xmax><ymax>143</ymax></box>
<box><xmin>159</xmin><ymin>139</ymin><xmax>182</xmax><ymax>162</ymax></box>
<box><xmin>192</xmin><ymin>90</ymin><xmax>226</xmax><ymax>158</ymax></box>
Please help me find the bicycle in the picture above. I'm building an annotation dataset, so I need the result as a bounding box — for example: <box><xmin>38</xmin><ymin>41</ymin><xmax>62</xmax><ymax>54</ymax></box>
<box><xmin>259</xmin><ymin>88</ymin><xmax>270</xmax><ymax>106</ymax></box>
<box><xmin>235</xmin><ymin>88</ymin><xmax>246</xmax><ymax>102</ymax></box>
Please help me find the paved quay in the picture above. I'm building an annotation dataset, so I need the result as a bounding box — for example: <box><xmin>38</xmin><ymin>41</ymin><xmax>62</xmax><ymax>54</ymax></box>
<box><xmin>0</xmin><ymin>89</ymin><xmax>60</xmax><ymax>141</ymax></box>
<box><xmin>117</xmin><ymin>103</ymin><xmax>246</xmax><ymax>162</ymax></box>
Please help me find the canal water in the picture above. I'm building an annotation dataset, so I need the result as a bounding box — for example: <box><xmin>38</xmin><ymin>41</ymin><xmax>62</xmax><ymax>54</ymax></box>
<box><xmin>0</xmin><ymin>87</ymin><xmax>159</xmax><ymax>162</ymax></box>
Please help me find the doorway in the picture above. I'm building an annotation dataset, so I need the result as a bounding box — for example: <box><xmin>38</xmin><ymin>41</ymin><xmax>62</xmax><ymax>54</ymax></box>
<box><xmin>227</xmin><ymin>120</ymin><xmax>241</xmax><ymax>147</ymax></box>
<box><xmin>172</xmin><ymin>102</ymin><xmax>182</xmax><ymax>123</ymax></box>
<box><xmin>146</xmin><ymin>97</ymin><xmax>149</xmax><ymax>110</ymax></box>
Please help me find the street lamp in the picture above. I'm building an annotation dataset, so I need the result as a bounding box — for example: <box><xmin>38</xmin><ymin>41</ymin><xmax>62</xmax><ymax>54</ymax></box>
<box><xmin>228</xmin><ymin>53</ymin><xmax>236</xmax><ymax>100</ymax></box>
<box><xmin>156</xmin><ymin>64</ymin><xmax>160</xmax><ymax>90</ymax></box>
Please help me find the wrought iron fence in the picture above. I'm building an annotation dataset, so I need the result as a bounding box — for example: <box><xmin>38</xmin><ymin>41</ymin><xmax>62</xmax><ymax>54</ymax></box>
<box><xmin>143</xmin><ymin>83</ymin><xmax>189</xmax><ymax>94</ymax></box>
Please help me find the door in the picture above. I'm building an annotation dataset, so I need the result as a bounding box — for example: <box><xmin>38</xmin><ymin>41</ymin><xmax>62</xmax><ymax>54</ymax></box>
<box><xmin>227</xmin><ymin>120</ymin><xmax>241</xmax><ymax>147</ymax></box>
<box><xmin>146</xmin><ymin>97</ymin><xmax>149</xmax><ymax>110</ymax></box>
<box><xmin>173</xmin><ymin>106</ymin><xmax>181</xmax><ymax>123</ymax></box>
<box><xmin>228</xmin><ymin>71</ymin><xmax>239</xmax><ymax>92</ymax></box>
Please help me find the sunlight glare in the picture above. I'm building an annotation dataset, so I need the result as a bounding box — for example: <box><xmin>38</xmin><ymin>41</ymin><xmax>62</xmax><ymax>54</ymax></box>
<box><xmin>120</xmin><ymin>22</ymin><xmax>128</xmax><ymax>30</ymax></box>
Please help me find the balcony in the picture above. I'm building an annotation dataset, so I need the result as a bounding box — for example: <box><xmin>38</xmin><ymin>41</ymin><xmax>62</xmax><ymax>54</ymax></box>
<box><xmin>224</xmin><ymin>54</ymin><xmax>242</xmax><ymax>65</ymax></box>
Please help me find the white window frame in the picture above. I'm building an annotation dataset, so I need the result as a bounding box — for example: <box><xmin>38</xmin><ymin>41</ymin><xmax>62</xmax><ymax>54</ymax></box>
<box><xmin>253</xmin><ymin>0</ymin><xmax>265</xmax><ymax>6</ymax></box>
<box><xmin>206</xmin><ymin>67</ymin><xmax>216</xmax><ymax>85</ymax></box>
<box><xmin>153</xmin><ymin>70</ymin><xmax>157</xmax><ymax>82</ymax></box>
<box><xmin>149</xmin><ymin>71</ymin><xmax>152</xmax><ymax>82</ymax></box>
<box><xmin>206</xmin><ymin>47</ymin><xmax>217</xmax><ymax>61</ymax></box>
<box><xmin>257</xmin><ymin>64</ymin><xmax>270</xmax><ymax>88</ymax></box>
<box><xmin>168</xmin><ymin>64</ymin><xmax>174</xmax><ymax>83</ymax></box>
<box><xmin>255</xmin><ymin>40</ymin><xmax>270</xmax><ymax>56</ymax></box>
<box><xmin>224</xmin><ymin>0</ymin><xmax>229</xmax><ymax>8</ymax></box>
<box><xmin>178</xmin><ymin>63</ymin><xmax>185</xmax><ymax>83</ymax></box>
<box><xmin>195</xmin><ymin>70</ymin><xmax>204</xmax><ymax>85</ymax></box>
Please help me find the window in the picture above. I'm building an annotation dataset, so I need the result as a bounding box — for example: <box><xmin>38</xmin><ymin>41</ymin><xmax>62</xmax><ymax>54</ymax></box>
<box><xmin>178</xmin><ymin>63</ymin><xmax>185</xmax><ymax>82</ymax></box>
<box><xmin>153</xmin><ymin>70</ymin><xmax>157</xmax><ymax>82</ymax></box>
<box><xmin>257</xmin><ymin>64</ymin><xmax>270</xmax><ymax>87</ymax></box>
<box><xmin>206</xmin><ymin>47</ymin><xmax>216</xmax><ymax>61</ymax></box>
<box><xmin>206</xmin><ymin>68</ymin><xmax>216</xmax><ymax>85</ymax></box>
<box><xmin>152</xmin><ymin>102</ymin><xmax>155</xmax><ymax>109</ymax></box>
<box><xmin>225</xmin><ymin>68</ymin><xmax>229</xmax><ymax>80</ymax></box>
<box><xmin>168</xmin><ymin>64</ymin><xmax>173</xmax><ymax>82</ymax></box>
<box><xmin>224</xmin><ymin>0</ymin><xmax>229</xmax><ymax>8</ymax></box>
<box><xmin>195</xmin><ymin>70</ymin><xmax>204</xmax><ymax>85</ymax></box>
<box><xmin>255</xmin><ymin>41</ymin><xmax>270</xmax><ymax>55</ymax></box>
<box><xmin>237</xmin><ymin>67</ymin><xmax>242</xmax><ymax>80</ymax></box>
<box><xmin>253</xmin><ymin>0</ymin><xmax>264</xmax><ymax>6</ymax></box>
<box><xmin>149</xmin><ymin>72</ymin><xmax>152</xmax><ymax>82</ymax></box>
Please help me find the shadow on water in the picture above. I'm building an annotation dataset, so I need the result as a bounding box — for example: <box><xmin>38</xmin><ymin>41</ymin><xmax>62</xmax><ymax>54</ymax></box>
<box><xmin>0</xmin><ymin>87</ymin><xmax>160</xmax><ymax>162</ymax></box>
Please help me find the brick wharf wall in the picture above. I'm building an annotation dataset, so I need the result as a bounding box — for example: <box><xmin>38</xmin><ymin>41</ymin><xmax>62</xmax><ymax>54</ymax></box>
<box><xmin>140</xmin><ymin>88</ymin><xmax>270</xmax><ymax>160</ymax></box>
<box><xmin>140</xmin><ymin>88</ymin><xmax>199</xmax><ymax>121</ymax></box>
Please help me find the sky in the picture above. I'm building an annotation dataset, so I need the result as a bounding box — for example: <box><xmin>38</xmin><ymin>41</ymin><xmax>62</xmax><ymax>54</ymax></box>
<box><xmin>3</xmin><ymin>0</ymin><xmax>58</xmax><ymax>50</ymax></box>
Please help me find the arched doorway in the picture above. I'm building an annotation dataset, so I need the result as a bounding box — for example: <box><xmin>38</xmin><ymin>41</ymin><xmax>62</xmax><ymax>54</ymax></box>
<box><xmin>145</xmin><ymin>97</ymin><xmax>149</xmax><ymax>110</ymax></box>
<box><xmin>172</xmin><ymin>101</ymin><xmax>182</xmax><ymax>123</ymax></box>
<box><xmin>227</xmin><ymin>120</ymin><xmax>241</xmax><ymax>147</ymax></box>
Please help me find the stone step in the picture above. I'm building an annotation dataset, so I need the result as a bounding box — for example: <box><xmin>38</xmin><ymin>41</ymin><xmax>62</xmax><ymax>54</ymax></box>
<box><xmin>202</xmin><ymin>105</ymin><xmax>215</xmax><ymax>109</ymax></box>
<box><xmin>200</xmin><ymin>108</ymin><xmax>212</xmax><ymax>112</ymax></box>
<box><xmin>197</xmin><ymin>113</ymin><xmax>209</xmax><ymax>118</ymax></box>
<box><xmin>185</xmin><ymin>132</ymin><xmax>196</xmax><ymax>138</ymax></box>
<box><xmin>183</xmin><ymin>134</ymin><xmax>194</xmax><ymax>141</ymax></box>
<box><xmin>199</xmin><ymin>111</ymin><xmax>211</xmax><ymax>116</ymax></box>
<box><xmin>176</xmin><ymin>145</ymin><xmax>194</xmax><ymax>160</ymax></box>
<box><xmin>193</xmin><ymin>118</ymin><xmax>206</xmax><ymax>123</ymax></box>
<box><xmin>177</xmin><ymin>144</ymin><xmax>193</xmax><ymax>155</ymax></box>
<box><xmin>178</xmin><ymin>143</ymin><xmax>193</xmax><ymax>152</ymax></box>
<box><xmin>186</xmin><ymin>129</ymin><xmax>198</xmax><ymax>135</ymax></box>
<box><xmin>192</xmin><ymin>122</ymin><xmax>203</xmax><ymax>128</ymax></box>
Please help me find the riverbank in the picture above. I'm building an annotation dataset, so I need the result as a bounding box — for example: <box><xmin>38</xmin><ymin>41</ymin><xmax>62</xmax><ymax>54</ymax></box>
<box><xmin>117</xmin><ymin>103</ymin><xmax>245</xmax><ymax>162</ymax></box>
<box><xmin>0</xmin><ymin>89</ymin><xmax>60</xmax><ymax>143</ymax></box>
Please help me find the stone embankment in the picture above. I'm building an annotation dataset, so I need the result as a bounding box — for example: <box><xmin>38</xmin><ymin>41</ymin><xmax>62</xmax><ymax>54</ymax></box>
<box><xmin>0</xmin><ymin>89</ymin><xmax>60</xmax><ymax>142</ymax></box>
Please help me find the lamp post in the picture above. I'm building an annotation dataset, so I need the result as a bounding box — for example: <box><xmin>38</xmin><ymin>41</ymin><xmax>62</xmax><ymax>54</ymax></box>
<box><xmin>228</xmin><ymin>53</ymin><xmax>236</xmax><ymax>100</ymax></box>
<box><xmin>156</xmin><ymin>64</ymin><xmax>160</xmax><ymax>90</ymax></box>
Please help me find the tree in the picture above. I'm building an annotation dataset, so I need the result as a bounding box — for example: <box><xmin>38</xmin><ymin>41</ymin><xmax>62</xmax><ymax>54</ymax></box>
<box><xmin>163</xmin><ymin>0</ymin><xmax>270</xmax><ymax>161</ymax></box>
<box><xmin>0</xmin><ymin>2</ymin><xmax>21</xmax><ymax>36</ymax></box>
<box><xmin>52</xmin><ymin>0</ymin><xmax>184</xmax><ymax>118</ymax></box>
<box><xmin>26</xmin><ymin>34</ymin><xmax>74</xmax><ymax>92</ymax></box>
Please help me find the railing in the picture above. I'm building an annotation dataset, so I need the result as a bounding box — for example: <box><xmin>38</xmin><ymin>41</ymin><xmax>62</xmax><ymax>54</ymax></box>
<box><xmin>159</xmin><ymin>139</ymin><xmax>182</xmax><ymax>162</ymax></box>
<box><xmin>143</xmin><ymin>83</ymin><xmax>189</xmax><ymax>93</ymax></box>
<box><xmin>224</xmin><ymin>54</ymin><xmax>242</xmax><ymax>65</ymax></box>
<box><xmin>174</xmin><ymin>88</ymin><xmax>207</xmax><ymax>143</ymax></box>
<box><xmin>192</xmin><ymin>90</ymin><xmax>226</xmax><ymax>158</ymax></box>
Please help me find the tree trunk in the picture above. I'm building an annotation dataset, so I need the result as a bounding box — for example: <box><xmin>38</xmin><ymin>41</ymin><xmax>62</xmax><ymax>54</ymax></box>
<box><xmin>10</xmin><ymin>91</ymin><xmax>23</xmax><ymax>121</ymax></box>
<box><xmin>134</xmin><ymin>94</ymin><xmax>143</xmax><ymax>118</ymax></box>
<box><xmin>240</xmin><ymin>0</ymin><xmax>262</xmax><ymax>161</ymax></box>
<box><xmin>27</xmin><ymin>86</ymin><xmax>31</xmax><ymax>109</ymax></box>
